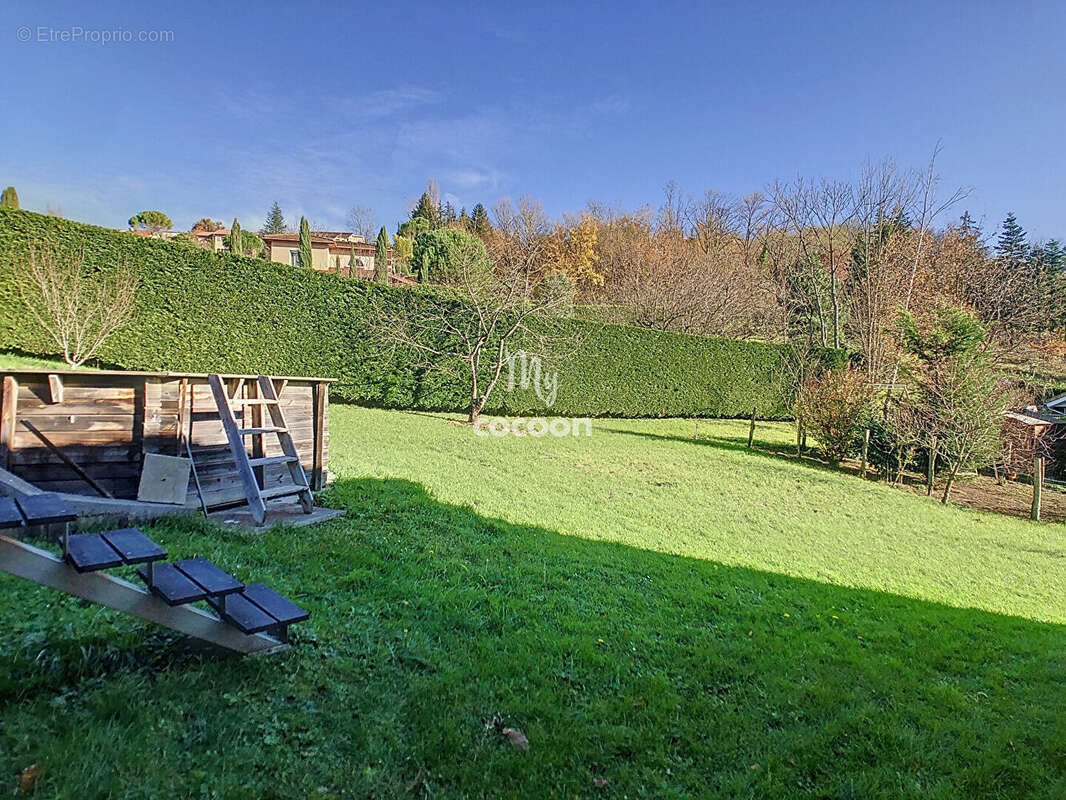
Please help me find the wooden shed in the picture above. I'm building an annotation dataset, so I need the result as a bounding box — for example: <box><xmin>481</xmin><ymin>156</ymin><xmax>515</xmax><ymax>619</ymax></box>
<box><xmin>0</xmin><ymin>369</ymin><xmax>332</xmax><ymax>514</ymax></box>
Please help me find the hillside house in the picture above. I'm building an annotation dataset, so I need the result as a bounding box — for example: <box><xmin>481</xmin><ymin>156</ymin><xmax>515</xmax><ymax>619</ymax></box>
<box><xmin>192</xmin><ymin>227</ymin><xmax>228</xmax><ymax>252</ymax></box>
<box><xmin>261</xmin><ymin>231</ymin><xmax>415</xmax><ymax>284</ymax></box>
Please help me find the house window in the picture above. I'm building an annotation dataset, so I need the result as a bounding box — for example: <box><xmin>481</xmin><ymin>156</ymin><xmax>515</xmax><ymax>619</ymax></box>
<box><xmin>290</xmin><ymin>250</ymin><xmax>301</xmax><ymax>267</ymax></box>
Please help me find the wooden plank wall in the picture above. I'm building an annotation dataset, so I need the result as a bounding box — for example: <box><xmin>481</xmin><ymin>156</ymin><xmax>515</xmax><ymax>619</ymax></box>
<box><xmin>0</xmin><ymin>373</ymin><xmax>328</xmax><ymax>507</ymax></box>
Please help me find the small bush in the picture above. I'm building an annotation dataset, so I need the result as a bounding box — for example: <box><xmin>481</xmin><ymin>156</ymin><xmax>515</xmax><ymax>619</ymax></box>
<box><xmin>795</xmin><ymin>369</ymin><xmax>873</xmax><ymax>464</ymax></box>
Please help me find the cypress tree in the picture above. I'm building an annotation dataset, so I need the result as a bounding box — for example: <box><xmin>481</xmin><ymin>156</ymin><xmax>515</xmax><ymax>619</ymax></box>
<box><xmin>0</xmin><ymin>186</ymin><xmax>19</xmax><ymax>209</ymax></box>
<box><xmin>260</xmin><ymin>201</ymin><xmax>287</xmax><ymax>235</ymax></box>
<box><xmin>374</xmin><ymin>226</ymin><xmax>389</xmax><ymax>283</ymax></box>
<box><xmin>298</xmin><ymin>216</ymin><xmax>313</xmax><ymax>269</ymax></box>
<box><xmin>230</xmin><ymin>218</ymin><xmax>242</xmax><ymax>256</ymax></box>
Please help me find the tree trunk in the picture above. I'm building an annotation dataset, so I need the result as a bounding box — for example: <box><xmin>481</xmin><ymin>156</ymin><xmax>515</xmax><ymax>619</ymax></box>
<box><xmin>941</xmin><ymin>459</ymin><xmax>963</xmax><ymax>504</ymax></box>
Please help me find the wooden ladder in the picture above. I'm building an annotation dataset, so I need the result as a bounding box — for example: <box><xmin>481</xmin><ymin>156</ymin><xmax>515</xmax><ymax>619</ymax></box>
<box><xmin>208</xmin><ymin>374</ymin><xmax>313</xmax><ymax>525</ymax></box>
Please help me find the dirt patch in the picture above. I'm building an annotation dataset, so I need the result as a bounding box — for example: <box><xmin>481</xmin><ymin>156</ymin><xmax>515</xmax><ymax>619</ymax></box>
<box><xmin>896</xmin><ymin>472</ymin><xmax>1066</xmax><ymax>522</ymax></box>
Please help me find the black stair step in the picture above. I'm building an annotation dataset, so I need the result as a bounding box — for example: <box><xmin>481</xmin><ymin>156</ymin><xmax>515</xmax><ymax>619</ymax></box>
<box><xmin>242</xmin><ymin>583</ymin><xmax>310</xmax><ymax>626</ymax></box>
<box><xmin>65</xmin><ymin>533</ymin><xmax>124</xmax><ymax>573</ymax></box>
<box><xmin>259</xmin><ymin>485</ymin><xmax>310</xmax><ymax>501</ymax></box>
<box><xmin>173</xmin><ymin>557</ymin><xmax>243</xmax><ymax>596</ymax></box>
<box><xmin>100</xmin><ymin>528</ymin><xmax>167</xmax><ymax>565</ymax></box>
<box><xmin>247</xmin><ymin>455</ymin><xmax>298</xmax><ymax>468</ymax></box>
<box><xmin>0</xmin><ymin>497</ymin><xmax>24</xmax><ymax>530</ymax></box>
<box><xmin>15</xmin><ymin>493</ymin><xmax>77</xmax><ymax>525</ymax></box>
<box><xmin>207</xmin><ymin>592</ymin><xmax>278</xmax><ymax>634</ymax></box>
<box><xmin>137</xmin><ymin>563</ymin><xmax>209</xmax><ymax>606</ymax></box>
<box><xmin>237</xmin><ymin>426</ymin><xmax>287</xmax><ymax>436</ymax></box>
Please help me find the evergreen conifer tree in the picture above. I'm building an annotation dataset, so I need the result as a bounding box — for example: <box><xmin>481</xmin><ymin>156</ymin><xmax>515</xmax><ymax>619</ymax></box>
<box><xmin>260</xmin><ymin>201</ymin><xmax>287</xmax><ymax>235</ymax></box>
<box><xmin>298</xmin><ymin>216</ymin><xmax>313</xmax><ymax>268</ymax></box>
<box><xmin>471</xmin><ymin>202</ymin><xmax>490</xmax><ymax>237</ymax></box>
<box><xmin>230</xmin><ymin>218</ymin><xmax>242</xmax><ymax>256</ymax></box>
<box><xmin>374</xmin><ymin>226</ymin><xmax>389</xmax><ymax>283</ymax></box>
<box><xmin>996</xmin><ymin>212</ymin><xmax>1029</xmax><ymax>263</ymax></box>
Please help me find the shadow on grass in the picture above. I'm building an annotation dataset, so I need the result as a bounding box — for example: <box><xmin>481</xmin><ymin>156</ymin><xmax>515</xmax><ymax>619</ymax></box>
<box><xmin>597</xmin><ymin>423</ymin><xmax>846</xmax><ymax>476</ymax></box>
<box><xmin>1</xmin><ymin>477</ymin><xmax>1065</xmax><ymax>797</ymax></box>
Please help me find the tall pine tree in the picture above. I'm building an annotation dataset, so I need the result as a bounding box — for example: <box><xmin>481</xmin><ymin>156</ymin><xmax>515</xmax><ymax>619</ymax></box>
<box><xmin>0</xmin><ymin>186</ymin><xmax>19</xmax><ymax>209</ymax></box>
<box><xmin>260</xmin><ymin>201</ymin><xmax>287</xmax><ymax>235</ymax></box>
<box><xmin>470</xmin><ymin>203</ymin><xmax>490</xmax><ymax>237</ymax></box>
<box><xmin>995</xmin><ymin>212</ymin><xmax>1029</xmax><ymax>263</ymax></box>
<box><xmin>410</xmin><ymin>192</ymin><xmax>440</xmax><ymax>229</ymax></box>
<box><xmin>374</xmin><ymin>227</ymin><xmax>389</xmax><ymax>284</ymax></box>
<box><xmin>958</xmin><ymin>211</ymin><xmax>980</xmax><ymax>238</ymax></box>
<box><xmin>298</xmin><ymin>216</ymin><xmax>313</xmax><ymax>268</ymax></box>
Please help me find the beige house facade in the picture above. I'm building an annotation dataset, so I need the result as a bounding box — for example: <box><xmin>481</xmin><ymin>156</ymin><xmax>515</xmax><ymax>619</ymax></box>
<box><xmin>260</xmin><ymin>231</ymin><xmax>415</xmax><ymax>284</ymax></box>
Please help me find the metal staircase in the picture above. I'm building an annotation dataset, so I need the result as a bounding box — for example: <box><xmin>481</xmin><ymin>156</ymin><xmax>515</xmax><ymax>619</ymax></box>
<box><xmin>0</xmin><ymin>493</ymin><xmax>309</xmax><ymax>654</ymax></box>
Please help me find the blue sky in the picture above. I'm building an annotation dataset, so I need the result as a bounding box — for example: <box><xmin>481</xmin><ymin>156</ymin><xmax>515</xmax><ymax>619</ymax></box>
<box><xmin>2</xmin><ymin>0</ymin><xmax>1064</xmax><ymax>239</ymax></box>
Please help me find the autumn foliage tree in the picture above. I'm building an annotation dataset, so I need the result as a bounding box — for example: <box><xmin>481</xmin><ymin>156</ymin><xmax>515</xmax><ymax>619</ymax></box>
<box><xmin>794</xmin><ymin>368</ymin><xmax>873</xmax><ymax>464</ymax></box>
<box><xmin>544</xmin><ymin>213</ymin><xmax>603</xmax><ymax>288</ymax></box>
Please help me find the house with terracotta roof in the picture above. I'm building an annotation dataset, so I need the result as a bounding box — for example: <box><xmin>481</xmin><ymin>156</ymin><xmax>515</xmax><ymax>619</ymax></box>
<box><xmin>261</xmin><ymin>231</ymin><xmax>415</xmax><ymax>284</ymax></box>
<box><xmin>192</xmin><ymin>227</ymin><xmax>228</xmax><ymax>252</ymax></box>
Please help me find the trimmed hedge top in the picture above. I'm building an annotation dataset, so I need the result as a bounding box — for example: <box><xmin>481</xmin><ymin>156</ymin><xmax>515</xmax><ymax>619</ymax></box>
<box><xmin>0</xmin><ymin>207</ymin><xmax>833</xmax><ymax>419</ymax></box>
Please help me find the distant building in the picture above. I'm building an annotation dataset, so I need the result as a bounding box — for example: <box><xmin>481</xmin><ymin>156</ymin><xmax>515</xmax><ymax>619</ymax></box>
<box><xmin>261</xmin><ymin>231</ymin><xmax>415</xmax><ymax>284</ymax></box>
<box><xmin>122</xmin><ymin>228</ymin><xmax>178</xmax><ymax>240</ymax></box>
<box><xmin>192</xmin><ymin>228</ymin><xmax>228</xmax><ymax>252</ymax></box>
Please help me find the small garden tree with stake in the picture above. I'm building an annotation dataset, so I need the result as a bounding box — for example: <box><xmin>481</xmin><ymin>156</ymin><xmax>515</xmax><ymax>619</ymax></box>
<box><xmin>15</xmin><ymin>246</ymin><xmax>139</xmax><ymax>368</ymax></box>
<box><xmin>898</xmin><ymin>307</ymin><xmax>1006</xmax><ymax>503</ymax></box>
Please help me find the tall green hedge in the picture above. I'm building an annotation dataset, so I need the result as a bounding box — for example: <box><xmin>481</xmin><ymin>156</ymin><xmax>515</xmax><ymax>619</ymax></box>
<box><xmin>0</xmin><ymin>208</ymin><xmax>836</xmax><ymax>419</ymax></box>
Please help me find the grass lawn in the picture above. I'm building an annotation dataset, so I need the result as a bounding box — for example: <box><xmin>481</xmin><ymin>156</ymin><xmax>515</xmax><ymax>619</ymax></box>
<box><xmin>2</xmin><ymin>406</ymin><xmax>1066</xmax><ymax>797</ymax></box>
<box><xmin>0</xmin><ymin>350</ymin><xmax>77</xmax><ymax>370</ymax></box>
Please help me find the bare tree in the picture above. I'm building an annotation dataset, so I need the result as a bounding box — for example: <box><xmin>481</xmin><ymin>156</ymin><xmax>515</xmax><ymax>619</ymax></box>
<box><xmin>15</xmin><ymin>246</ymin><xmax>139</xmax><ymax>368</ymax></box>
<box><xmin>882</xmin><ymin>146</ymin><xmax>970</xmax><ymax>398</ymax></box>
<box><xmin>345</xmin><ymin>205</ymin><xmax>377</xmax><ymax>240</ymax></box>
<box><xmin>371</xmin><ymin>231</ymin><xmax>576</xmax><ymax>423</ymax></box>
<box><xmin>487</xmin><ymin>196</ymin><xmax>552</xmax><ymax>294</ymax></box>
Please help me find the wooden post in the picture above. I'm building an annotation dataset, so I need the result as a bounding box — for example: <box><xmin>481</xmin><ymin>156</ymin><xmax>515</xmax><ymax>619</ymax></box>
<box><xmin>311</xmin><ymin>382</ymin><xmax>327</xmax><ymax>490</ymax></box>
<box><xmin>0</xmin><ymin>376</ymin><xmax>16</xmax><ymax>469</ymax></box>
<box><xmin>249</xmin><ymin>379</ymin><xmax>265</xmax><ymax>489</ymax></box>
<box><xmin>1032</xmin><ymin>456</ymin><xmax>1044</xmax><ymax>522</ymax></box>
<box><xmin>861</xmin><ymin>428</ymin><xmax>870</xmax><ymax>478</ymax></box>
<box><xmin>747</xmin><ymin>406</ymin><xmax>756</xmax><ymax>449</ymax></box>
<box><xmin>926</xmin><ymin>437</ymin><xmax>937</xmax><ymax>497</ymax></box>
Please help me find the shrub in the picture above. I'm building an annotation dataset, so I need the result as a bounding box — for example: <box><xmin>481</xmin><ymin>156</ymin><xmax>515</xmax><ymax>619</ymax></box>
<box><xmin>795</xmin><ymin>368</ymin><xmax>873</xmax><ymax>464</ymax></box>
<box><xmin>0</xmin><ymin>207</ymin><xmax>840</xmax><ymax>419</ymax></box>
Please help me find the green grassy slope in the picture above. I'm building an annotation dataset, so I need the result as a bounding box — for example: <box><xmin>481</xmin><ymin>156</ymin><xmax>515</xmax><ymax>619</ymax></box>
<box><xmin>1</xmin><ymin>408</ymin><xmax>1064</xmax><ymax>798</ymax></box>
